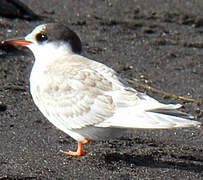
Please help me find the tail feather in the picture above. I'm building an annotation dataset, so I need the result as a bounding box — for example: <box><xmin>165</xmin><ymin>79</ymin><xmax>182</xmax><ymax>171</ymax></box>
<box><xmin>96</xmin><ymin>108</ymin><xmax>201</xmax><ymax>129</ymax></box>
<box><xmin>147</xmin><ymin>108</ymin><xmax>195</xmax><ymax>120</ymax></box>
<box><xmin>96</xmin><ymin>94</ymin><xmax>201</xmax><ymax>129</ymax></box>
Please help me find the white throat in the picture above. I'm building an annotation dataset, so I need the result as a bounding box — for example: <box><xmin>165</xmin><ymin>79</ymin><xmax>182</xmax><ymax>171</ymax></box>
<box><xmin>27</xmin><ymin>42</ymin><xmax>74</xmax><ymax>69</ymax></box>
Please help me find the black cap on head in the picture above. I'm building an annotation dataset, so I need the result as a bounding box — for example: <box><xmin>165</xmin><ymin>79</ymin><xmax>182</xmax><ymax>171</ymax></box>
<box><xmin>34</xmin><ymin>23</ymin><xmax>82</xmax><ymax>54</ymax></box>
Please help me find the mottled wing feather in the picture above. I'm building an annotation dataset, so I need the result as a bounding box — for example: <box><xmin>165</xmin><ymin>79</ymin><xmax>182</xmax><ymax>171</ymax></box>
<box><xmin>35</xmin><ymin>57</ymin><xmax>118</xmax><ymax>129</ymax></box>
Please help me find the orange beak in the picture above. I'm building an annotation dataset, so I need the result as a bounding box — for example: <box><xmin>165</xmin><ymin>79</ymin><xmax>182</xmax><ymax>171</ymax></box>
<box><xmin>1</xmin><ymin>38</ymin><xmax>32</xmax><ymax>46</ymax></box>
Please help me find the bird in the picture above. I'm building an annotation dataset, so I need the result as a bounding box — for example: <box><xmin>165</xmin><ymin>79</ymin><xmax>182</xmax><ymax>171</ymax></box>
<box><xmin>1</xmin><ymin>23</ymin><xmax>201</xmax><ymax>156</ymax></box>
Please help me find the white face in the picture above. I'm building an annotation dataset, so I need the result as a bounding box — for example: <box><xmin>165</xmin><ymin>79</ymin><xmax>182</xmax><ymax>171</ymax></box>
<box><xmin>24</xmin><ymin>24</ymin><xmax>74</xmax><ymax>65</ymax></box>
<box><xmin>25</xmin><ymin>24</ymin><xmax>47</xmax><ymax>43</ymax></box>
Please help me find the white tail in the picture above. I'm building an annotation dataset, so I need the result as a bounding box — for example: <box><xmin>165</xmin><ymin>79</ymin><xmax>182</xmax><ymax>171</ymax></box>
<box><xmin>96</xmin><ymin>94</ymin><xmax>201</xmax><ymax>129</ymax></box>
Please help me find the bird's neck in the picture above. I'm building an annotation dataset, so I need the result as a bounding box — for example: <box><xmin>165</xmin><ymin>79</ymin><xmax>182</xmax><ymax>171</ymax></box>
<box><xmin>28</xmin><ymin>42</ymin><xmax>75</xmax><ymax>69</ymax></box>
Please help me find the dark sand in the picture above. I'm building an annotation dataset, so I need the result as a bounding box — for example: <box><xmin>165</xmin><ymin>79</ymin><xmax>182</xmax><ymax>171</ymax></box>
<box><xmin>0</xmin><ymin>0</ymin><xmax>202</xmax><ymax>179</ymax></box>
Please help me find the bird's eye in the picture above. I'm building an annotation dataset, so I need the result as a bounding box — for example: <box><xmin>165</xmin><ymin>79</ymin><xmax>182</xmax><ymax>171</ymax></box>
<box><xmin>36</xmin><ymin>32</ymin><xmax>48</xmax><ymax>43</ymax></box>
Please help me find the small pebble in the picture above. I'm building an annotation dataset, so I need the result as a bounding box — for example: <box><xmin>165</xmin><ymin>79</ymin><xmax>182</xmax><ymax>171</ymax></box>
<box><xmin>0</xmin><ymin>103</ymin><xmax>7</xmax><ymax>111</ymax></box>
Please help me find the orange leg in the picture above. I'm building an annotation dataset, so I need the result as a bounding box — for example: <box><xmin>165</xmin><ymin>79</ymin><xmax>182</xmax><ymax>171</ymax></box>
<box><xmin>60</xmin><ymin>138</ymin><xmax>90</xmax><ymax>156</ymax></box>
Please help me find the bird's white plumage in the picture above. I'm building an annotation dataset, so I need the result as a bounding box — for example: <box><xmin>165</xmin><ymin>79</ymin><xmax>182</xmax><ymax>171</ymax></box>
<box><xmin>25</xmin><ymin>24</ymin><xmax>200</xmax><ymax>142</ymax></box>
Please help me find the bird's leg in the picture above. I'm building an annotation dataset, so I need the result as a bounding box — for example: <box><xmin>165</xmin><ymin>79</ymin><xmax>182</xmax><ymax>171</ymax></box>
<box><xmin>60</xmin><ymin>138</ymin><xmax>90</xmax><ymax>156</ymax></box>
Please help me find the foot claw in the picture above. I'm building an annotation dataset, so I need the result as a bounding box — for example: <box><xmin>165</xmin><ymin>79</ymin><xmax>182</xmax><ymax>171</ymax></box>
<box><xmin>60</xmin><ymin>139</ymin><xmax>90</xmax><ymax>156</ymax></box>
<box><xmin>60</xmin><ymin>149</ymin><xmax>86</xmax><ymax>156</ymax></box>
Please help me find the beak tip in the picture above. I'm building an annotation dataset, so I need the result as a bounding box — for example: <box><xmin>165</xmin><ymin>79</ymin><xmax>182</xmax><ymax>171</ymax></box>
<box><xmin>1</xmin><ymin>41</ymin><xmax>6</xmax><ymax>45</ymax></box>
<box><xmin>0</xmin><ymin>39</ymin><xmax>31</xmax><ymax>46</ymax></box>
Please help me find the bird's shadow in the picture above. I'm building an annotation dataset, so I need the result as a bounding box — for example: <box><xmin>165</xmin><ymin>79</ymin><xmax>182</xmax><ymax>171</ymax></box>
<box><xmin>0</xmin><ymin>44</ymin><xmax>32</xmax><ymax>59</ymax></box>
<box><xmin>102</xmin><ymin>152</ymin><xmax>203</xmax><ymax>173</ymax></box>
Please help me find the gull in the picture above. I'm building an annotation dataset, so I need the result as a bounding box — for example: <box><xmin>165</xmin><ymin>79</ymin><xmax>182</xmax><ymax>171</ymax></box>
<box><xmin>2</xmin><ymin>23</ymin><xmax>201</xmax><ymax>156</ymax></box>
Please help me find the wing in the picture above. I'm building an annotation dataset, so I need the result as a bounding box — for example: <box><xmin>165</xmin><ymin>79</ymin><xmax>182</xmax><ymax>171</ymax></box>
<box><xmin>33</xmin><ymin>55</ymin><xmax>122</xmax><ymax>130</ymax></box>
